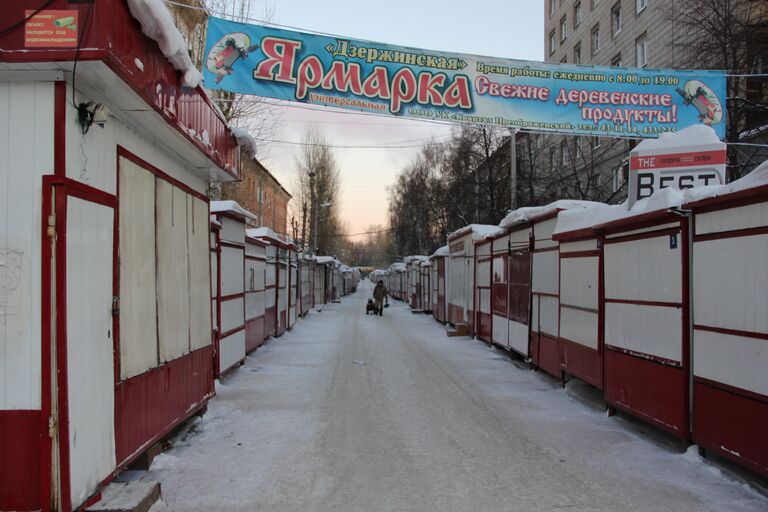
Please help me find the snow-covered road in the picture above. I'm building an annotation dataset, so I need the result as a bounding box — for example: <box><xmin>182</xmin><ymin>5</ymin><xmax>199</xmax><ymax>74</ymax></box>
<box><xmin>148</xmin><ymin>281</ymin><xmax>766</xmax><ymax>511</ymax></box>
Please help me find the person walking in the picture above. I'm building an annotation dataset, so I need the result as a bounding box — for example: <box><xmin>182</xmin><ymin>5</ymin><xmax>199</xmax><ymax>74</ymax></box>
<box><xmin>372</xmin><ymin>280</ymin><xmax>388</xmax><ymax>316</ymax></box>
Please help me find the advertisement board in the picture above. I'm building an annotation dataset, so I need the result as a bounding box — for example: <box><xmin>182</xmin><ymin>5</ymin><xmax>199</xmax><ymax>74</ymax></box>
<box><xmin>204</xmin><ymin>16</ymin><xmax>727</xmax><ymax>138</ymax></box>
<box><xmin>628</xmin><ymin>143</ymin><xmax>727</xmax><ymax>204</ymax></box>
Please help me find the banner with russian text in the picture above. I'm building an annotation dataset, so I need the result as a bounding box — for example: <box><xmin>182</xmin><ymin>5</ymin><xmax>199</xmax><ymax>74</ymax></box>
<box><xmin>203</xmin><ymin>16</ymin><xmax>726</xmax><ymax>139</ymax></box>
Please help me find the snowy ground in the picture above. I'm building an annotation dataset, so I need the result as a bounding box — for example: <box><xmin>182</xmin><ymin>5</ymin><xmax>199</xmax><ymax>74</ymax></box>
<box><xmin>147</xmin><ymin>281</ymin><xmax>767</xmax><ymax>512</ymax></box>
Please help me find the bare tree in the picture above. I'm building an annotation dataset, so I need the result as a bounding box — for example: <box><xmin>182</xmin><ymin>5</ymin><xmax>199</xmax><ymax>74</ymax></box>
<box><xmin>667</xmin><ymin>0</ymin><xmax>768</xmax><ymax>179</ymax></box>
<box><xmin>292</xmin><ymin>129</ymin><xmax>343</xmax><ymax>256</ymax></box>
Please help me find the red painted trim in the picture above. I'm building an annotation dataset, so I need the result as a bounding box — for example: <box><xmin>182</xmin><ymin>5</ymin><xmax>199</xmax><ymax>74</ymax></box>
<box><xmin>559</xmin><ymin>336</ymin><xmax>603</xmax><ymax>390</ymax></box>
<box><xmin>692</xmin><ymin>379</ymin><xmax>768</xmax><ymax>476</ymax></box>
<box><xmin>114</xmin><ymin>347</ymin><xmax>213</xmax><ymax>468</ymax></box>
<box><xmin>0</xmin><ymin>410</ymin><xmax>42</xmax><ymax>511</ymax></box>
<box><xmin>693</xmin><ymin>324</ymin><xmax>768</xmax><ymax>342</ymax></box>
<box><xmin>605</xmin><ymin>298</ymin><xmax>682</xmax><ymax>308</ymax></box>
<box><xmin>604</xmin><ymin>344</ymin><xmax>682</xmax><ymax>367</ymax></box>
<box><xmin>40</xmin><ymin>178</ymin><xmax>54</xmax><ymax>512</ymax></box>
<box><xmin>594</xmin><ymin>211</ymin><xmax>680</xmax><ymax>234</ymax></box>
<box><xmin>693</xmin><ymin>225</ymin><xmax>768</xmax><ymax>242</ymax></box>
<box><xmin>559</xmin><ymin>250</ymin><xmax>600</xmax><ymax>258</ymax></box>
<box><xmin>553</xmin><ymin>228</ymin><xmax>596</xmax><ymax>241</ymax></box>
<box><xmin>531</xmin><ymin>245</ymin><xmax>559</xmax><ymax>253</ymax></box>
<box><xmin>694</xmin><ymin>376</ymin><xmax>768</xmax><ymax>405</ymax></box>
<box><xmin>220</xmin><ymin>325</ymin><xmax>246</xmax><ymax>340</ymax></box>
<box><xmin>214</xmin><ymin>228</ymin><xmax>222</xmax><ymax>377</ymax></box>
<box><xmin>684</xmin><ymin>183</ymin><xmax>768</xmax><ymax>212</ymax></box>
<box><xmin>116</xmin><ymin>147</ymin><xmax>208</xmax><ymax>203</ymax></box>
<box><xmin>681</xmin><ymin>217</ymin><xmax>691</xmax><ymax>437</ymax></box>
<box><xmin>54</xmin><ymin>185</ymin><xmax>72</xmax><ymax>512</ymax></box>
<box><xmin>604</xmin><ymin>227</ymin><xmax>680</xmax><ymax>245</ymax></box>
<box><xmin>560</xmin><ymin>303</ymin><xmax>598</xmax><ymax>314</ymax></box>
<box><xmin>54</xmin><ymin>81</ymin><xmax>66</xmax><ymax>178</ymax></box>
<box><xmin>220</xmin><ymin>240</ymin><xmax>246</xmax><ymax>250</ymax></box>
<box><xmin>220</xmin><ymin>292</ymin><xmax>246</xmax><ymax>302</ymax></box>
<box><xmin>630</xmin><ymin>149</ymin><xmax>726</xmax><ymax>170</ymax></box>
<box><xmin>44</xmin><ymin>176</ymin><xmax>116</xmax><ymax>208</ymax></box>
<box><xmin>532</xmin><ymin>291</ymin><xmax>559</xmax><ymax>299</ymax></box>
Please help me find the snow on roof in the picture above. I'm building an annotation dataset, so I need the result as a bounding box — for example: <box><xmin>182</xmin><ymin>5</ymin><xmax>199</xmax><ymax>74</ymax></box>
<box><xmin>126</xmin><ymin>0</ymin><xmax>203</xmax><ymax>88</ymax></box>
<box><xmin>420</xmin><ymin>260</ymin><xmax>431</xmax><ymax>267</ymax></box>
<box><xmin>389</xmin><ymin>262</ymin><xmax>407</xmax><ymax>271</ymax></box>
<box><xmin>209</xmin><ymin>215</ymin><xmax>221</xmax><ymax>228</ymax></box>
<box><xmin>431</xmin><ymin>245</ymin><xmax>449</xmax><ymax>258</ymax></box>
<box><xmin>500</xmin><ymin>200</ymin><xmax>601</xmax><ymax>229</ymax></box>
<box><xmin>231</xmin><ymin>127</ymin><xmax>259</xmax><ymax>160</ymax></box>
<box><xmin>404</xmin><ymin>255</ymin><xmax>429</xmax><ymax>264</ymax></box>
<box><xmin>210</xmin><ymin>200</ymin><xmax>257</xmax><ymax>221</ymax></box>
<box><xmin>448</xmin><ymin>224</ymin><xmax>504</xmax><ymax>241</ymax></box>
<box><xmin>314</xmin><ymin>256</ymin><xmax>335</xmax><ymax>265</ymax></box>
<box><xmin>246</xmin><ymin>227</ymin><xmax>279</xmax><ymax>240</ymax></box>
<box><xmin>554</xmin><ymin>159</ymin><xmax>768</xmax><ymax>236</ymax></box>
<box><xmin>634</xmin><ymin>124</ymin><xmax>722</xmax><ymax>152</ymax></box>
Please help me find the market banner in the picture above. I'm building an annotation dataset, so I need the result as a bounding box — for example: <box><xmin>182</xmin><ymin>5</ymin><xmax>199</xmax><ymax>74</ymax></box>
<box><xmin>203</xmin><ymin>16</ymin><xmax>727</xmax><ymax>139</ymax></box>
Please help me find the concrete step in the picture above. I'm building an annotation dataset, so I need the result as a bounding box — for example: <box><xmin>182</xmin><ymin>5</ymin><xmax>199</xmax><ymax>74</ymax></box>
<box><xmin>87</xmin><ymin>480</ymin><xmax>160</xmax><ymax>512</ymax></box>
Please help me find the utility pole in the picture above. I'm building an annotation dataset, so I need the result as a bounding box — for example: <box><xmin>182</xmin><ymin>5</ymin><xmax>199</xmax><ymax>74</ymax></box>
<box><xmin>509</xmin><ymin>128</ymin><xmax>518</xmax><ymax>211</ymax></box>
<box><xmin>310</xmin><ymin>171</ymin><xmax>318</xmax><ymax>254</ymax></box>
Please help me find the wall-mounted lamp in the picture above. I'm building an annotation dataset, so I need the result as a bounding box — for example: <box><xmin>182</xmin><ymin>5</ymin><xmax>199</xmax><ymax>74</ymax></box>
<box><xmin>77</xmin><ymin>101</ymin><xmax>110</xmax><ymax>134</ymax></box>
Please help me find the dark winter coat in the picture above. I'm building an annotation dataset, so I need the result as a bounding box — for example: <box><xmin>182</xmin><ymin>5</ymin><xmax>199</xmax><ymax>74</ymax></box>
<box><xmin>373</xmin><ymin>283</ymin><xmax>388</xmax><ymax>301</ymax></box>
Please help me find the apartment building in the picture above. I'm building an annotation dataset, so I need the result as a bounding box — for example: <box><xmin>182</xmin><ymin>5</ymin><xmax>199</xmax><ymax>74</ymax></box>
<box><xmin>536</xmin><ymin>0</ymin><xmax>683</xmax><ymax>200</ymax></box>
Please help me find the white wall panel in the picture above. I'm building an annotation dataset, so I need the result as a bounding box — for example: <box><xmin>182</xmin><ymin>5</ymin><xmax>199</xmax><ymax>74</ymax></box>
<box><xmin>188</xmin><ymin>196</ymin><xmax>211</xmax><ymax>351</ymax></box>
<box><xmin>221</xmin><ymin>217</ymin><xmax>245</xmax><ymax>245</ymax></box>
<box><xmin>0</xmin><ymin>81</ymin><xmax>52</xmax><ymax>409</ymax></box>
<box><xmin>118</xmin><ymin>157</ymin><xmax>158</xmax><ymax>379</ymax></box>
<box><xmin>560</xmin><ymin>239</ymin><xmax>597</xmax><ymax>253</ymax></box>
<box><xmin>605</xmin><ymin>223</ymin><xmax>678</xmax><ymax>240</ymax></box>
<box><xmin>694</xmin><ymin>329</ymin><xmax>768</xmax><ymax>396</ymax></box>
<box><xmin>508</xmin><ymin>320</ymin><xmax>529</xmax><ymax>355</ymax></box>
<box><xmin>221</xmin><ymin>297</ymin><xmax>245</xmax><ymax>334</ymax></box>
<box><xmin>66</xmin><ymin>85</ymin><xmax>206</xmax><ymax>197</ymax></box>
<box><xmin>534</xmin><ymin>218</ymin><xmax>558</xmax><ymax>249</ymax></box>
<box><xmin>560</xmin><ymin>257</ymin><xmax>598</xmax><ymax>310</ymax></box>
<box><xmin>508</xmin><ymin>228</ymin><xmax>530</xmax><ymax>247</ymax></box>
<box><xmin>156</xmin><ymin>181</ymin><xmax>190</xmax><ymax>362</ymax></box>
<box><xmin>476</xmin><ymin>241</ymin><xmax>491</xmax><ymax>257</ymax></box>
<box><xmin>538</xmin><ymin>296</ymin><xmax>559</xmax><ymax>336</ymax></box>
<box><xmin>605</xmin><ymin>302</ymin><xmax>682</xmax><ymax>362</ymax></box>
<box><xmin>65</xmin><ymin>199</ymin><xmax>116</xmax><ymax>509</ymax></box>
<box><xmin>695</xmin><ymin>202</ymin><xmax>768</xmax><ymax>236</ymax></box>
<box><xmin>477</xmin><ymin>260</ymin><xmax>490</xmax><ymax>287</ymax></box>
<box><xmin>221</xmin><ymin>246</ymin><xmax>244</xmax><ymax>297</ymax></box>
<box><xmin>492</xmin><ymin>235</ymin><xmax>509</xmax><ymax>253</ymax></box>
<box><xmin>532</xmin><ymin>251</ymin><xmax>559</xmax><ymax>294</ymax></box>
<box><xmin>560</xmin><ymin>307</ymin><xmax>598</xmax><ymax>349</ymax></box>
<box><xmin>219</xmin><ymin>329</ymin><xmax>245</xmax><ymax>373</ymax></box>
<box><xmin>479</xmin><ymin>288</ymin><xmax>491</xmax><ymax>314</ymax></box>
<box><xmin>694</xmin><ymin>235</ymin><xmax>768</xmax><ymax>335</ymax></box>
<box><xmin>492</xmin><ymin>314</ymin><xmax>508</xmax><ymax>347</ymax></box>
<box><xmin>605</xmin><ymin>236</ymin><xmax>681</xmax><ymax>303</ymax></box>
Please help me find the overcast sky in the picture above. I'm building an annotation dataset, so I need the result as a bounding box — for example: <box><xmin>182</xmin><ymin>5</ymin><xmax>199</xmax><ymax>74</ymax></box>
<box><xmin>249</xmin><ymin>0</ymin><xmax>545</xmax><ymax>237</ymax></box>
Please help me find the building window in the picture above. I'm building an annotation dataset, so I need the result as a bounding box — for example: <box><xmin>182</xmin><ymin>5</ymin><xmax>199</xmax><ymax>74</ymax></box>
<box><xmin>636</xmin><ymin>32</ymin><xmax>648</xmax><ymax>67</ymax></box>
<box><xmin>560</xmin><ymin>141</ymin><xmax>569</xmax><ymax>166</ymax></box>
<box><xmin>549</xmin><ymin>0</ymin><xmax>556</xmax><ymax>17</ymax></box>
<box><xmin>560</xmin><ymin>56</ymin><xmax>567</xmax><ymax>64</ymax></box>
<box><xmin>573</xmin><ymin>43</ymin><xmax>582</xmax><ymax>64</ymax></box>
<box><xmin>636</xmin><ymin>0</ymin><xmax>647</xmax><ymax>14</ymax></box>
<box><xmin>591</xmin><ymin>24</ymin><xmax>600</xmax><ymax>55</ymax></box>
<box><xmin>574</xmin><ymin>1</ymin><xmax>582</xmax><ymax>27</ymax></box>
<box><xmin>611</xmin><ymin>2</ymin><xmax>621</xmax><ymax>36</ymax></box>
<box><xmin>549</xmin><ymin>29</ymin><xmax>557</xmax><ymax>55</ymax></box>
<box><xmin>592</xmin><ymin>136</ymin><xmax>601</xmax><ymax>150</ymax></box>
<box><xmin>611</xmin><ymin>53</ymin><xmax>622</xmax><ymax>67</ymax></box>
<box><xmin>550</xmin><ymin>150</ymin><xmax>556</xmax><ymax>172</ymax></box>
<box><xmin>560</xmin><ymin>16</ymin><xmax>568</xmax><ymax>42</ymax></box>
<box><xmin>576</xmin><ymin>140</ymin><xmax>584</xmax><ymax>161</ymax></box>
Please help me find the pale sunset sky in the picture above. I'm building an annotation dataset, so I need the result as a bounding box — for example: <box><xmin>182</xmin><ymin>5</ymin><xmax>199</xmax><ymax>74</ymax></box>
<box><xmin>247</xmin><ymin>0</ymin><xmax>545</xmax><ymax>237</ymax></box>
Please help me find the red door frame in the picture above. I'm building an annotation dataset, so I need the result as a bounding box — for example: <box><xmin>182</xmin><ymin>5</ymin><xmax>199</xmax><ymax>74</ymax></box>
<box><xmin>44</xmin><ymin>175</ymin><xmax>117</xmax><ymax>512</ymax></box>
